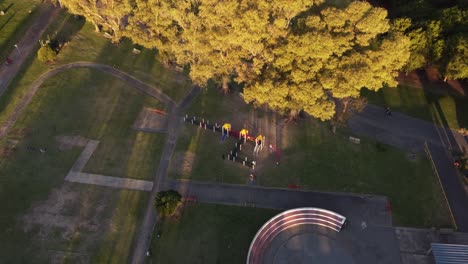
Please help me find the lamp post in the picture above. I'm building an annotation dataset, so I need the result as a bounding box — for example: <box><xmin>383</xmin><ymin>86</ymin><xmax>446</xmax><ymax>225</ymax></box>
<box><xmin>14</xmin><ymin>44</ymin><xmax>21</xmax><ymax>56</ymax></box>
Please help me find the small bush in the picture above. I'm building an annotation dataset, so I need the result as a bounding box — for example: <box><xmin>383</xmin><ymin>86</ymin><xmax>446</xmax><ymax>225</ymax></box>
<box><xmin>37</xmin><ymin>45</ymin><xmax>56</xmax><ymax>63</ymax></box>
<box><xmin>154</xmin><ymin>190</ymin><xmax>182</xmax><ymax>217</ymax></box>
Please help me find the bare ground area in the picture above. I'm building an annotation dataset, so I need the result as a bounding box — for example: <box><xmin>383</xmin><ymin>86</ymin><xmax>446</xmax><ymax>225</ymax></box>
<box><xmin>397</xmin><ymin>67</ymin><xmax>467</xmax><ymax>97</ymax></box>
<box><xmin>19</xmin><ymin>182</ymin><xmax>118</xmax><ymax>263</ymax></box>
<box><xmin>170</xmin><ymin>151</ymin><xmax>196</xmax><ymax>177</ymax></box>
<box><xmin>55</xmin><ymin>135</ymin><xmax>89</xmax><ymax>150</ymax></box>
<box><xmin>132</xmin><ymin>107</ymin><xmax>168</xmax><ymax>132</ymax></box>
<box><xmin>20</xmin><ymin>183</ymin><xmax>111</xmax><ymax>260</ymax></box>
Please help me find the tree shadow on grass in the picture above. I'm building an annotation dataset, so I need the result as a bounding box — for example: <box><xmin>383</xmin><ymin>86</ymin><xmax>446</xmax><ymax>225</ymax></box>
<box><xmin>54</xmin><ymin>14</ymin><xmax>86</xmax><ymax>50</ymax></box>
<box><xmin>1</xmin><ymin>3</ymin><xmax>13</xmax><ymax>13</ymax></box>
<box><xmin>49</xmin><ymin>15</ymin><xmax>85</xmax><ymax>52</ymax></box>
<box><xmin>0</xmin><ymin>11</ymin><xmax>84</xmax><ymax>125</ymax></box>
<box><xmin>0</xmin><ymin>11</ymin><xmax>15</xmax><ymax>32</ymax></box>
<box><xmin>420</xmin><ymin>74</ymin><xmax>462</xmax><ymax>152</ymax></box>
<box><xmin>0</xmin><ymin>3</ymin><xmax>40</xmax><ymax>59</ymax></box>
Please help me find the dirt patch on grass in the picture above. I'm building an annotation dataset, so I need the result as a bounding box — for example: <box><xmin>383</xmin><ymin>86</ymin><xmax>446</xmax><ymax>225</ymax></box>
<box><xmin>0</xmin><ymin>139</ymin><xmax>21</xmax><ymax>158</ymax></box>
<box><xmin>170</xmin><ymin>151</ymin><xmax>196</xmax><ymax>177</ymax></box>
<box><xmin>49</xmin><ymin>251</ymin><xmax>90</xmax><ymax>264</ymax></box>
<box><xmin>397</xmin><ymin>67</ymin><xmax>467</xmax><ymax>97</ymax></box>
<box><xmin>132</xmin><ymin>107</ymin><xmax>168</xmax><ymax>132</ymax></box>
<box><xmin>406</xmin><ymin>152</ymin><xmax>420</xmax><ymax>162</ymax></box>
<box><xmin>20</xmin><ymin>183</ymin><xmax>114</xmax><ymax>258</ymax></box>
<box><xmin>55</xmin><ymin>135</ymin><xmax>89</xmax><ymax>150</ymax></box>
<box><xmin>22</xmin><ymin>183</ymin><xmax>107</xmax><ymax>239</ymax></box>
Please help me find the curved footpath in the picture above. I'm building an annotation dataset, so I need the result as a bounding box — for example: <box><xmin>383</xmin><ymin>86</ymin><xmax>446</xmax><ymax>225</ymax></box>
<box><xmin>0</xmin><ymin>61</ymin><xmax>176</xmax><ymax>138</ymax></box>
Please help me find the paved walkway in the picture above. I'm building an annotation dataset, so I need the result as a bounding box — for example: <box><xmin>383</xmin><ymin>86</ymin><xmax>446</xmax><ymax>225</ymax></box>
<box><xmin>64</xmin><ymin>139</ymin><xmax>153</xmax><ymax>191</ymax></box>
<box><xmin>165</xmin><ymin>180</ymin><xmax>392</xmax><ymax>226</ymax></box>
<box><xmin>0</xmin><ymin>61</ymin><xmax>175</xmax><ymax>138</ymax></box>
<box><xmin>0</xmin><ymin>3</ymin><xmax>60</xmax><ymax>96</ymax></box>
<box><xmin>132</xmin><ymin>107</ymin><xmax>168</xmax><ymax>133</ymax></box>
<box><xmin>65</xmin><ymin>172</ymin><xmax>153</xmax><ymax>191</ymax></box>
<box><xmin>348</xmin><ymin>105</ymin><xmax>467</xmax><ymax>153</ymax></box>
<box><xmin>68</xmin><ymin>140</ymin><xmax>99</xmax><ymax>172</ymax></box>
<box><xmin>131</xmin><ymin>86</ymin><xmax>200</xmax><ymax>264</ymax></box>
<box><xmin>349</xmin><ymin>105</ymin><xmax>468</xmax><ymax>231</ymax></box>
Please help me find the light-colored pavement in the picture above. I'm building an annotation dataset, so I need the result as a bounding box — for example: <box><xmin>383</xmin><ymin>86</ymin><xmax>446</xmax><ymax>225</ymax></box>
<box><xmin>64</xmin><ymin>139</ymin><xmax>153</xmax><ymax>191</ymax></box>
<box><xmin>69</xmin><ymin>140</ymin><xmax>99</xmax><ymax>172</ymax></box>
<box><xmin>65</xmin><ymin>172</ymin><xmax>153</xmax><ymax>191</ymax></box>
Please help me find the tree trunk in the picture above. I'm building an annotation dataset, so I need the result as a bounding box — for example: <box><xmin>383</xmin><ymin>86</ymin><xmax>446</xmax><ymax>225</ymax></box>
<box><xmin>222</xmin><ymin>76</ymin><xmax>229</xmax><ymax>94</ymax></box>
<box><xmin>286</xmin><ymin>109</ymin><xmax>300</xmax><ymax>123</ymax></box>
<box><xmin>92</xmin><ymin>21</ymin><xmax>100</xmax><ymax>32</ymax></box>
<box><xmin>162</xmin><ymin>56</ymin><xmax>171</xmax><ymax>68</ymax></box>
<box><xmin>339</xmin><ymin>100</ymin><xmax>349</xmax><ymax>122</ymax></box>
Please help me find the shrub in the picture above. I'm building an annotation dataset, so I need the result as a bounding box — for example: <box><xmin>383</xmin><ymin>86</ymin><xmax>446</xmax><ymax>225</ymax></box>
<box><xmin>154</xmin><ymin>190</ymin><xmax>182</xmax><ymax>217</ymax></box>
<box><xmin>37</xmin><ymin>45</ymin><xmax>56</xmax><ymax>63</ymax></box>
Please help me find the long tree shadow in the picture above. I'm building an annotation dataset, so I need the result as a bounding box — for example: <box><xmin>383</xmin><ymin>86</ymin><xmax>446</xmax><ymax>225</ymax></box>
<box><xmin>417</xmin><ymin>68</ymin><xmax>465</xmax><ymax>96</ymax></box>
<box><xmin>420</xmin><ymin>72</ymin><xmax>463</xmax><ymax>153</ymax></box>
<box><xmin>0</xmin><ymin>13</ymin><xmax>85</xmax><ymax>119</ymax></box>
<box><xmin>0</xmin><ymin>11</ymin><xmax>15</xmax><ymax>32</ymax></box>
<box><xmin>454</xmin><ymin>80</ymin><xmax>468</xmax><ymax>130</ymax></box>
<box><xmin>49</xmin><ymin>14</ymin><xmax>85</xmax><ymax>51</ymax></box>
<box><xmin>0</xmin><ymin>2</ymin><xmax>42</xmax><ymax>60</ymax></box>
<box><xmin>1</xmin><ymin>3</ymin><xmax>14</xmax><ymax>13</ymax></box>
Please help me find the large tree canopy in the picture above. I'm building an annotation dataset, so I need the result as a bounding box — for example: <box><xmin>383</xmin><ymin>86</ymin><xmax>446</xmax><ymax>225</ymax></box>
<box><xmin>391</xmin><ymin>5</ymin><xmax>467</xmax><ymax>78</ymax></box>
<box><xmin>59</xmin><ymin>0</ymin><xmax>131</xmax><ymax>41</ymax></box>
<box><xmin>58</xmin><ymin>0</ymin><xmax>410</xmax><ymax>120</ymax></box>
<box><xmin>444</xmin><ymin>34</ymin><xmax>468</xmax><ymax>80</ymax></box>
<box><xmin>243</xmin><ymin>1</ymin><xmax>410</xmax><ymax>120</ymax></box>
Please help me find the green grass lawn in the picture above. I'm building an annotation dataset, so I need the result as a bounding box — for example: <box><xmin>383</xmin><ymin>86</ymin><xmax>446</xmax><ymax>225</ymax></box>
<box><xmin>170</xmin><ymin>125</ymin><xmax>250</xmax><ymax>183</ymax></box>
<box><xmin>259</xmin><ymin>121</ymin><xmax>452</xmax><ymax>227</ymax></box>
<box><xmin>0</xmin><ymin>9</ymin><xmax>193</xmax><ymax>261</ymax></box>
<box><xmin>149</xmin><ymin>203</ymin><xmax>278</xmax><ymax>264</ymax></box>
<box><xmin>11</xmin><ymin>68</ymin><xmax>166</xmax><ymax>180</ymax></box>
<box><xmin>362</xmin><ymin>85</ymin><xmax>468</xmax><ymax>130</ymax></box>
<box><xmin>0</xmin><ymin>12</ymin><xmax>192</xmax><ymax>127</ymax></box>
<box><xmin>172</xmin><ymin>85</ymin><xmax>453</xmax><ymax>228</ymax></box>
<box><xmin>91</xmin><ymin>188</ymin><xmax>149</xmax><ymax>263</ymax></box>
<box><xmin>0</xmin><ymin>68</ymin><xmax>164</xmax><ymax>261</ymax></box>
<box><xmin>0</xmin><ymin>0</ymin><xmax>41</xmax><ymax>59</ymax></box>
<box><xmin>56</xmin><ymin>20</ymin><xmax>193</xmax><ymax>102</ymax></box>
